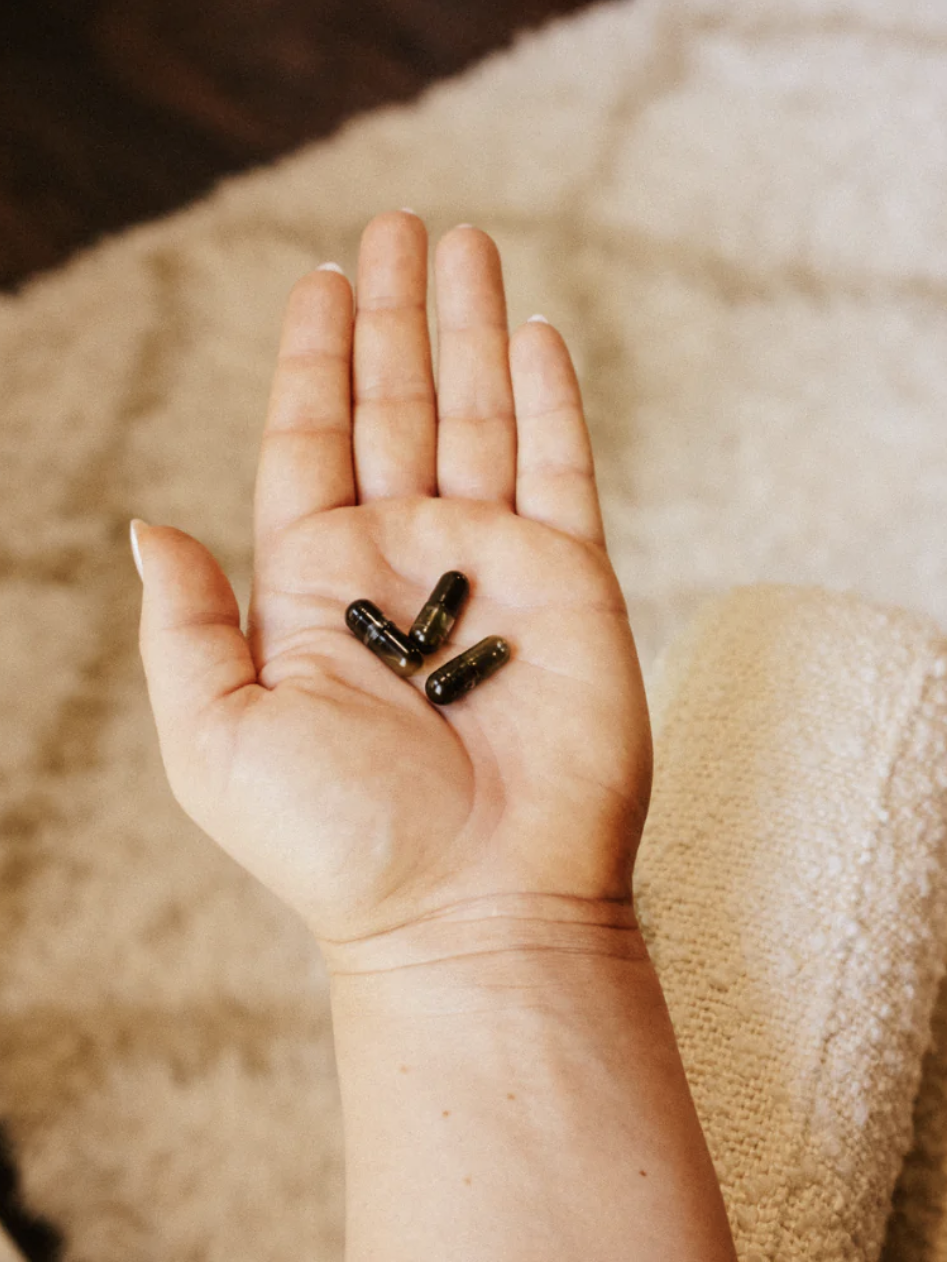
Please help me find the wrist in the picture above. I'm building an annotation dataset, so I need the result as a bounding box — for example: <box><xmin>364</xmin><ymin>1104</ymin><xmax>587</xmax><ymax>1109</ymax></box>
<box><xmin>325</xmin><ymin>891</ymin><xmax>737</xmax><ymax>1262</ymax></box>
<box><xmin>318</xmin><ymin>890</ymin><xmax>647</xmax><ymax>1017</ymax></box>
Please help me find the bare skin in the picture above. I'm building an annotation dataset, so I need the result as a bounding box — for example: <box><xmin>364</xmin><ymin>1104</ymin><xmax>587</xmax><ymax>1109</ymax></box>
<box><xmin>134</xmin><ymin>211</ymin><xmax>737</xmax><ymax>1260</ymax></box>
<box><xmin>135</xmin><ymin>212</ymin><xmax>652</xmax><ymax>955</ymax></box>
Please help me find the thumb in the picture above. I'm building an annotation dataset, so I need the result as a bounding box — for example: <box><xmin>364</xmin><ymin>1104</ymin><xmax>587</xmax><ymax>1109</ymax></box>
<box><xmin>131</xmin><ymin>518</ymin><xmax>258</xmax><ymax>795</ymax></box>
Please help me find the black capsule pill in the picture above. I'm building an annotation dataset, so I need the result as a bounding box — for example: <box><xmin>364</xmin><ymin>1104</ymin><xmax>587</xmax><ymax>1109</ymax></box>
<box><xmin>425</xmin><ymin>636</ymin><xmax>511</xmax><ymax>705</ymax></box>
<box><xmin>409</xmin><ymin>570</ymin><xmax>470</xmax><ymax>655</ymax></box>
<box><xmin>346</xmin><ymin>599</ymin><xmax>424</xmax><ymax>679</ymax></box>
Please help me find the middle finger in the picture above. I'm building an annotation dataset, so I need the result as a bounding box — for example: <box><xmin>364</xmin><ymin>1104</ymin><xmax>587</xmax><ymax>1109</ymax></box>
<box><xmin>353</xmin><ymin>211</ymin><xmax>437</xmax><ymax>502</ymax></box>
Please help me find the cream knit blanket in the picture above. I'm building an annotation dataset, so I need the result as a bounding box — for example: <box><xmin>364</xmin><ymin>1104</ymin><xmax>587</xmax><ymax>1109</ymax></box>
<box><xmin>3</xmin><ymin>0</ymin><xmax>947</xmax><ymax>1258</ymax></box>
<box><xmin>642</xmin><ymin>586</ymin><xmax>947</xmax><ymax>1260</ymax></box>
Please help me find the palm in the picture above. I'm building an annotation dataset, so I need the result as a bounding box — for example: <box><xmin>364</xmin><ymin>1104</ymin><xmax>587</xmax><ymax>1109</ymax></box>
<box><xmin>223</xmin><ymin>495</ymin><xmax>645</xmax><ymax>940</ymax></box>
<box><xmin>139</xmin><ymin>214</ymin><xmax>651</xmax><ymax>955</ymax></box>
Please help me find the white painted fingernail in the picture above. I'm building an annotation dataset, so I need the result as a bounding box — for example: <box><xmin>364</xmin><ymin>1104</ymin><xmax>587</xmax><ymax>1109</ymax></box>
<box><xmin>317</xmin><ymin>262</ymin><xmax>346</xmax><ymax>275</ymax></box>
<box><xmin>130</xmin><ymin>518</ymin><xmax>148</xmax><ymax>581</ymax></box>
<box><xmin>527</xmin><ymin>314</ymin><xmax>550</xmax><ymax>324</ymax></box>
<box><xmin>455</xmin><ymin>223</ymin><xmax>476</xmax><ymax>230</ymax></box>
<box><xmin>400</xmin><ymin>207</ymin><xmax>418</xmax><ymax>215</ymax></box>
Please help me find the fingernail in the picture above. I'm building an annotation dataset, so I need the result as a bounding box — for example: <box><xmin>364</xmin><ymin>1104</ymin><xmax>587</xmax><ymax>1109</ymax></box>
<box><xmin>400</xmin><ymin>207</ymin><xmax>418</xmax><ymax>216</ymax></box>
<box><xmin>527</xmin><ymin>314</ymin><xmax>550</xmax><ymax>324</ymax></box>
<box><xmin>455</xmin><ymin>223</ymin><xmax>476</xmax><ymax>230</ymax></box>
<box><xmin>130</xmin><ymin>518</ymin><xmax>149</xmax><ymax>580</ymax></box>
<box><xmin>317</xmin><ymin>262</ymin><xmax>346</xmax><ymax>275</ymax></box>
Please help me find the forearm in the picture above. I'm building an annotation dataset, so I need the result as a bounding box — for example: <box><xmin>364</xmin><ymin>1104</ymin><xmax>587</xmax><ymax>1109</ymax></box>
<box><xmin>324</xmin><ymin>895</ymin><xmax>736</xmax><ymax>1262</ymax></box>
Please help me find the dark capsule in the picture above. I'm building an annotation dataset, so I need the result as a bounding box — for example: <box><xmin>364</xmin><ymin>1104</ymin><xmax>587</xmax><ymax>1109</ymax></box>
<box><xmin>409</xmin><ymin>570</ymin><xmax>470</xmax><ymax>655</ymax></box>
<box><xmin>425</xmin><ymin>636</ymin><xmax>511</xmax><ymax>706</ymax></box>
<box><xmin>345</xmin><ymin>599</ymin><xmax>424</xmax><ymax>679</ymax></box>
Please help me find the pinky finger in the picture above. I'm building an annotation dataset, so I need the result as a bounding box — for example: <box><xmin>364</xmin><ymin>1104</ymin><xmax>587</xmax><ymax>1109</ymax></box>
<box><xmin>510</xmin><ymin>318</ymin><xmax>606</xmax><ymax>547</ymax></box>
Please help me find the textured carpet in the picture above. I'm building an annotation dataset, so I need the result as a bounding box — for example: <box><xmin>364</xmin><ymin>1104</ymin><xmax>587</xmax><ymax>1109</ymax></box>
<box><xmin>2</xmin><ymin>0</ymin><xmax>947</xmax><ymax>1257</ymax></box>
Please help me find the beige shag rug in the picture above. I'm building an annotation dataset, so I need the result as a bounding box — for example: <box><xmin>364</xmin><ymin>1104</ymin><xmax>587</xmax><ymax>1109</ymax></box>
<box><xmin>4</xmin><ymin>0</ymin><xmax>947</xmax><ymax>1257</ymax></box>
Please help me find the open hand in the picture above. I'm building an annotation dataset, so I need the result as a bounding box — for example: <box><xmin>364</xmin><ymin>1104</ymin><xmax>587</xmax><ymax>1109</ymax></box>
<box><xmin>134</xmin><ymin>212</ymin><xmax>652</xmax><ymax>971</ymax></box>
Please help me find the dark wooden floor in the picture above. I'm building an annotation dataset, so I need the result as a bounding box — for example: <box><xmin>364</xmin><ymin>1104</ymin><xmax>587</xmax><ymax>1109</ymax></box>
<box><xmin>0</xmin><ymin>0</ymin><xmax>594</xmax><ymax>292</ymax></box>
<box><xmin>0</xmin><ymin>1</ymin><xmax>598</xmax><ymax>1255</ymax></box>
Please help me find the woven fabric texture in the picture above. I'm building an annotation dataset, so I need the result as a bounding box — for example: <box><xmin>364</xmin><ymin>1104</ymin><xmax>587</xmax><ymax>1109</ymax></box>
<box><xmin>641</xmin><ymin>584</ymin><xmax>947</xmax><ymax>1261</ymax></box>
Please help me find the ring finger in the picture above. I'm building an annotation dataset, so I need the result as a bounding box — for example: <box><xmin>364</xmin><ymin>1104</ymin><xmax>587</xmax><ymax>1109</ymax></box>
<box><xmin>434</xmin><ymin>225</ymin><xmax>516</xmax><ymax>505</ymax></box>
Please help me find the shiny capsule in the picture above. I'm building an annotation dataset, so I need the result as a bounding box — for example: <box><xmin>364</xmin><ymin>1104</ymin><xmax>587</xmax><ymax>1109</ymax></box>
<box><xmin>425</xmin><ymin>636</ymin><xmax>511</xmax><ymax>705</ymax></box>
<box><xmin>345</xmin><ymin>599</ymin><xmax>423</xmax><ymax>679</ymax></box>
<box><xmin>409</xmin><ymin>571</ymin><xmax>470</xmax><ymax>655</ymax></box>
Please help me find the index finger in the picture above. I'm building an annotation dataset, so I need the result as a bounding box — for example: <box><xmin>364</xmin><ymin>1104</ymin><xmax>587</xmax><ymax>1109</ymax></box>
<box><xmin>254</xmin><ymin>265</ymin><xmax>356</xmax><ymax>547</ymax></box>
